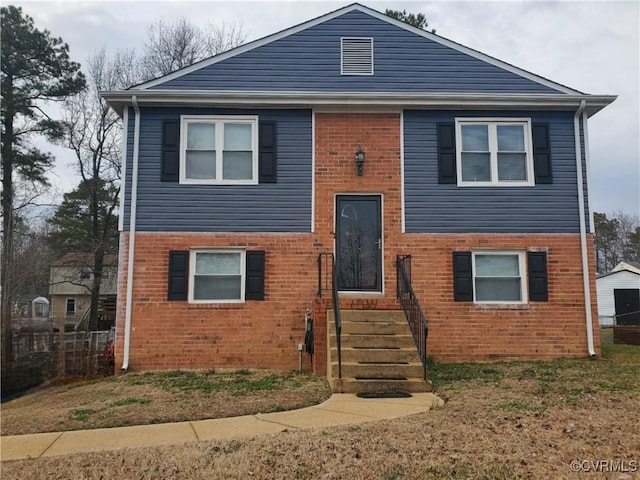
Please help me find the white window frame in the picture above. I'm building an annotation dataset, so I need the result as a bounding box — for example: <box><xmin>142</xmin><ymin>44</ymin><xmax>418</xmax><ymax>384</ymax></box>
<box><xmin>179</xmin><ymin>115</ymin><xmax>259</xmax><ymax>185</ymax></box>
<box><xmin>456</xmin><ymin>118</ymin><xmax>534</xmax><ymax>187</ymax></box>
<box><xmin>65</xmin><ymin>298</ymin><xmax>76</xmax><ymax>315</ymax></box>
<box><xmin>472</xmin><ymin>250</ymin><xmax>527</xmax><ymax>304</ymax></box>
<box><xmin>188</xmin><ymin>249</ymin><xmax>246</xmax><ymax>304</ymax></box>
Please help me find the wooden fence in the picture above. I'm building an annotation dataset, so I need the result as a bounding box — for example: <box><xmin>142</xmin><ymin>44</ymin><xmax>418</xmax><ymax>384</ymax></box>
<box><xmin>63</xmin><ymin>330</ymin><xmax>114</xmax><ymax>376</ymax></box>
<box><xmin>3</xmin><ymin>329</ymin><xmax>114</xmax><ymax>396</ymax></box>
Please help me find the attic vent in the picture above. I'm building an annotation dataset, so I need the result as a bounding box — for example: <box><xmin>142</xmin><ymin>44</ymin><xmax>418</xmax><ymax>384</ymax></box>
<box><xmin>341</xmin><ymin>37</ymin><xmax>373</xmax><ymax>75</ymax></box>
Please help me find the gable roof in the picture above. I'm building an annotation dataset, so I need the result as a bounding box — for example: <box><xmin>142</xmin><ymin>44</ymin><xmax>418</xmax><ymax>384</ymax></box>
<box><xmin>611</xmin><ymin>261</ymin><xmax>640</xmax><ymax>275</ymax></box>
<box><xmin>102</xmin><ymin>3</ymin><xmax>615</xmax><ymax>116</ymax></box>
<box><xmin>597</xmin><ymin>261</ymin><xmax>640</xmax><ymax>279</ymax></box>
<box><xmin>51</xmin><ymin>252</ymin><xmax>118</xmax><ymax>268</ymax></box>
<box><xmin>134</xmin><ymin>3</ymin><xmax>578</xmax><ymax>94</ymax></box>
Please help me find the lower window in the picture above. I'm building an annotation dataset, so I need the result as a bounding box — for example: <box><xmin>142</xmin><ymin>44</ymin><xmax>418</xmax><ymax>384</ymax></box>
<box><xmin>473</xmin><ymin>251</ymin><xmax>525</xmax><ymax>303</ymax></box>
<box><xmin>190</xmin><ymin>250</ymin><xmax>245</xmax><ymax>302</ymax></box>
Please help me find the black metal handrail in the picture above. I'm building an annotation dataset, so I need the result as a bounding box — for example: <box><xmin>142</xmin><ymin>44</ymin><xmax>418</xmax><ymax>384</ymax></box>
<box><xmin>318</xmin><ymin>253</ymin><xmax>342</xmax><ymax>378</ymax></box>
<box><xmin>396</xmin><ymin>255</ymin><xmax>429</xmax><ymax>380</ymax></box>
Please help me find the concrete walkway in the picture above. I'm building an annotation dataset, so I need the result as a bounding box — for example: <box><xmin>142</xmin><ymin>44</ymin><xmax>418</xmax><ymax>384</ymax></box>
<box><xmin>1</xmin><ymin>393</ymin><xmax>443</xmax><ymax>462</ymax></box>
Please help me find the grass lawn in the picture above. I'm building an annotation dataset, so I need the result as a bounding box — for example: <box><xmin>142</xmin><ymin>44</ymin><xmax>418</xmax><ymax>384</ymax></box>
<box><xmin>1</xmin><ymin>369</ymin><xmax>331</xmax><ymax>436</ymax></box>
<box><xmin>2</xmin><ymin>333</ymin><xmax>639</xmax><ymax>479</ymax></box>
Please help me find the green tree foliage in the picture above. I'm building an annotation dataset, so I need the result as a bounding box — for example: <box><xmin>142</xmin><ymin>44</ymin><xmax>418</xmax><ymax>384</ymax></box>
<box><xmin>385</xmin><ymin>9</ymin><xmax>435</xmax><ymax>33</ymax></box>
<box><xmin>1</xmin><ymin>5</ymin><xmax>85</xmax><ymax>368</ymax></box>
<box><xmin>48</xmin><ymin>179</ymin><xmax>119</xmax><ymax>256</ymax></box>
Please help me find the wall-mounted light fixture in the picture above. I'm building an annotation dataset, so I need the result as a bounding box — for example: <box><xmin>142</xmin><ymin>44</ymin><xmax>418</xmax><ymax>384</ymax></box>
<box><xmin>355</xmin><ymin>146</ymin><xmax>365</xmax><ymax>176</ymax></box>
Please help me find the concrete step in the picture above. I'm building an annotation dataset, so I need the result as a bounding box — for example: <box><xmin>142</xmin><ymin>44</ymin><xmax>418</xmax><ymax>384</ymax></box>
<box><xmin>331</xmin><ymin>321</ymin><xmax>409</xmax><ymax>336</ymax></box>
<box><xmin>332</xmin><ymin>347</ymin><xmax>421</xmax><ymax>364</ymax></box>
<box><xmin>329</xmin><ymin>334</ymin><xmax>415</xmax><ymax>349</ymax></box>
<box><xmin>326</xmin><ymin>309</ymin><xmax>429</xmax><ymax>394</ymax></box>
<box><xmin>331</xmin><ymin>378</ymin><xmax>432</xmax><ymax>394</ymax></box>
<box><xmin>328</xmin><ymin>310</ymin><xmax>407</xmax><ymax>323</ymax></box>
<box><xmin>330</xmin><ymin>362</ymin><xmax>425</xmax><ymax>379</ymax></box>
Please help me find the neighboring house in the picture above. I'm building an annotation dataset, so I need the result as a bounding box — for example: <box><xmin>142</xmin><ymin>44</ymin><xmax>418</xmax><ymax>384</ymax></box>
<box><xmin>597</xmin><ymin>262</ymin><xmax>640</xmax><ymax>326</ymax></box>
<box><xmin>49</xmin><ymin>252</ymin><xmax>118</xmax><ymax>330</ymax></box>
<box><xmin>103</xmin><ymin>4</ymin><xmax>615</xmax><ymax>385</ymax></box>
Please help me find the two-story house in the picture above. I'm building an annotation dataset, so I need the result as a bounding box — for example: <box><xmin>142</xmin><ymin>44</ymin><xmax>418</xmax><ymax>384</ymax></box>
<box><xmin>103</xmin><ymin>4</ymin><xmax>615</xmax><ymax>392</ymax></box>
<box><xmin>49</xmin><ymin>252</ymin><xmax>118</xmax><ymax>331</ymax></box>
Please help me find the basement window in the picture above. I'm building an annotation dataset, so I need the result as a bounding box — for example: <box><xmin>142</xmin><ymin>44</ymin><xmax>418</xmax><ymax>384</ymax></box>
<box><xmin>341</xmin><ymin>38</ymin><xmax>373</xmax><ymax>75</ymax></box>
<box><xmin>189</xmin><ymin>250</ymin><xmax>245</xmax><ymax>303</ymax></box>
<box><xmin>473</xmin><ymin>251</ymin><xmax>526</xmax><ymax>304</ymax></box>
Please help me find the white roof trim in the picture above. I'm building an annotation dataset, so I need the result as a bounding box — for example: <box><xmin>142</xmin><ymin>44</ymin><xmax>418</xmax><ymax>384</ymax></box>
<box><xmin>132</xmin><ymin>3</ymin><xmax>582</xmax><ymax>95</ymax></box>
<box><xmin>102</xmin><ymin>90</ymin><xmax>616</xmax><ymax>118</ymax></box>
<box><xmin>611</xmin><ymin>261</ymin><xmax>640</xmax><ymax>275</ymax></box>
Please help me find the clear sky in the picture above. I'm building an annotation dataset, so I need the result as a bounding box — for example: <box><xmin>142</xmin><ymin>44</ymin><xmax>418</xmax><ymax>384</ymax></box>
<box><xmin>12</xmin><ymin>0</ymin><xmax>640</xmax><ymax>217</ymax></box>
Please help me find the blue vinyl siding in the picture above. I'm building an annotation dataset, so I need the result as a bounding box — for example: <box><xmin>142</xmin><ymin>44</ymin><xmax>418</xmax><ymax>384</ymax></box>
<box><xmin>153</xmin><ymin>11</ymin><xmax>560</xmax><ymax>94</ymax></box>
<box><xmin>122</xmin><ymin>107</ymin><xmax>312</xmax><ymax>232</ymax></box>
<box><xmin>404</xmin><ymin>110</ymin><xmax>591</xmax><ymax>233</ymax></box>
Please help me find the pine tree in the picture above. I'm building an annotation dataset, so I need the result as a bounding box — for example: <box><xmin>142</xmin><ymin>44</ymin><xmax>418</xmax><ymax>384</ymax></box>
<box><xmin>1</xmin><ymin>5</ymin><xmax>85</xmax><ymax>370</ymax></box>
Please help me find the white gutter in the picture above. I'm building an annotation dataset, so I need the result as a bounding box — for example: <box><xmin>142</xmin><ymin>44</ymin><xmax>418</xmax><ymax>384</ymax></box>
<box><xmin>574</xmin><ymin>100</ymin><xmax>596</xmax><ymax>357</ymax></box>
<box><xmin>102</xmin><ymin>91</ymin><xmax>617</xmax><ymax>118</ymax></box>
<box><xmin>121</xmin><ymin>96</ymin><xmax>140</xmax><ymax>371</ymax></box>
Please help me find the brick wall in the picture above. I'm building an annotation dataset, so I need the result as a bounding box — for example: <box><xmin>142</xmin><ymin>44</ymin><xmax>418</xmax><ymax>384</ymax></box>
<box><xmin>115</xmin><ymin>232</ymin><xmax>317</xmax><ymax>371</ymax></box>
<box><xmin>116</xmin><ymin>111</ymin><xmax>600</xmax><ymax>374</ymax></box>
<box><xmin>311</xmin><ymin>112</ymin><xmax>600</xmax><ymax>373</ymax></box>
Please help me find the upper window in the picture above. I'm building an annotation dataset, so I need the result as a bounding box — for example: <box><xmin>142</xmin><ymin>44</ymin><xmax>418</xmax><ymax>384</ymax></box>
<box><xmin>341</xmin><ymin>38</ymin><xmax>373</xmax><ymax>75</ymax></box>
<box><xmin>180</xmin><ymin>116</ymin><xmax>258</xmax><ymax>185</ymax></box>
<box><xmin>65</xmin><ymin>298</ymin><xmax>76</xmax><ymax>315</ymax></box>
<box><xmin>472</xmin><ymin>251</ymin><xmax>526</xmax><ymax>303</ymax></box>
<box><xmin>456</xmin><ymin>119</ymin><xmax>534</xmax><ymax>186</ymax></box>
<box><xmin>189</xmin><ymin>250</ymin><xmax>245</xmax><ymax>303</ymax></box>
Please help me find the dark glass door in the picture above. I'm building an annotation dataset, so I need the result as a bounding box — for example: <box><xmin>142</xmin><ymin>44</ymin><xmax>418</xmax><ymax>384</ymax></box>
<box><xmin>335</xmin><ymin>196</ymin><xmax>382</xmax><ymax>292</ymax></box>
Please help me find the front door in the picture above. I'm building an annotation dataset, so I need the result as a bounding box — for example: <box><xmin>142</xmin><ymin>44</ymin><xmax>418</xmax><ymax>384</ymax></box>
<box><xmin>335</xmin><ymin>195</ymin><xmax>382</xmax><ymax>292</ymax></box>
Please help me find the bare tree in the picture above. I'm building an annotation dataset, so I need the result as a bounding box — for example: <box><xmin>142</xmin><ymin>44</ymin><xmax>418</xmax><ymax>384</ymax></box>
<box><xmin>11</xmin><ymin>216</ymin><xmax>53</xmax><ymax>299</ymax></box>
<box><xmin>140</xmin><ymin>17</ymin><xmax>247</xmax><ymax>80</ymax></box>
<box><xmin>594</xmin><ymin>209</ymin><xmax>640</xmax><ymax>273</ymax></box>
<box><xmin>50</xmin><ymin>49</ymin><xmax>125</xmax><ymax>328</ymax></box>
<box><xmin>203</xmin><ymin>21</ymin><xmax>248</xmax><ymax>56</ymax></box>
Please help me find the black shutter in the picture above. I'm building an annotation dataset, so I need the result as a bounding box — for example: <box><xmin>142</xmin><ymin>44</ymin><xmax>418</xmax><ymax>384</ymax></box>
<box><xmin>528</xmin><ymin>251</ymin><xmax>549</xmax><ymax>301</ymax></box>
<box><xmin>532</xmin><ymin>124</ymin><xmax>552</xmax><ymax>184</ymax></box>
<box><xmin>259</xmin><ymin>121</ymin><xmax>277</xmax><ymax>183</ymax></box>
<box><xmin>453</xmin><ymin>252</ymin><xmax>473</xmax><ymax>301</ymax></box>
<box><xmin>438</xmin><ymin>123</ymin><xmax>457</xmax><ymax>184</ymax></box>
<box><xmin>245</xmin><ymin>251</ymin><xmax>266</xmax><ymax>300</ymax></box>
<box><xmin>162</xmin><ymin>120</ymin><xmax>180</xmax><ymax>182</ymax></box>
<box><xmin>168</xmin><ymin>250</ymin><xmax>188</xmax><ymax>301</ymax></box>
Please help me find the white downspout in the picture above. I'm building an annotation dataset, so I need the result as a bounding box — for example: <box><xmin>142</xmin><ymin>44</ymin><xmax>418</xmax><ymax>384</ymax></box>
<box><xmin>582</xmin><ymin>111</ymin><xmax>595</xmax><ymax>234</ymax></box>
<box><xmin>574</xmin><ymin>100</ymin><xmax>596</xmax><ymax>357</ymax></box>
<box><xmin>121</xmin><ymin>96</ymin><xmax>141</xmax><ymax>371</ymax></box>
